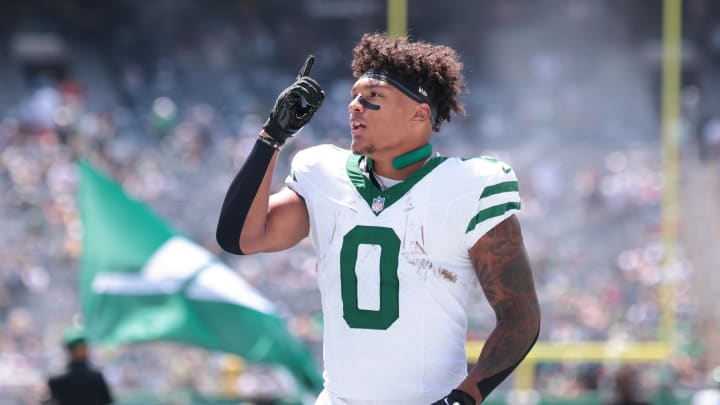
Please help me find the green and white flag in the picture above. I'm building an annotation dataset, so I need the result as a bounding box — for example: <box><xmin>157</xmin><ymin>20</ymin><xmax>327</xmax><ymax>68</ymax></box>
<box><xmin>77</xmin><ymin>160</ymin><xmax>322</xmax><ymax>393</ymax></box>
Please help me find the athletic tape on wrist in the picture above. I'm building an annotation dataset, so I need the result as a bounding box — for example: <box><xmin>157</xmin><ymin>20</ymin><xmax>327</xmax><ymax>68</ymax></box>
<box><xmin>257</xmin><ymin>135</ymin><xmax>281</xmax><ymax>150</ymax></box>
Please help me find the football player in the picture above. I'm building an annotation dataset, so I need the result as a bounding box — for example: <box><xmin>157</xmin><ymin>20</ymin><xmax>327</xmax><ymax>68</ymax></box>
<box><xmin>217</xmin><ymin>33</ymin><xmax>541</xmax><ymax>405</ymax></box>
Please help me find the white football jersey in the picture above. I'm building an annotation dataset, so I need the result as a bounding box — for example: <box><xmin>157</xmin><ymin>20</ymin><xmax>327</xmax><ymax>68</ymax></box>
<box><xmin>286</xmin><ymin>145</ymin><xmax>521</xmax><ymax>402</ymax></box>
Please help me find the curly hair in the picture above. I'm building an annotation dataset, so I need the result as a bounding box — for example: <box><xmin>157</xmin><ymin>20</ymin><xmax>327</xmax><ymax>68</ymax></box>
<box><xmin>351</xmin><ymin>33</ymin><xmax>466</xmax><ymax>132</ymax></box>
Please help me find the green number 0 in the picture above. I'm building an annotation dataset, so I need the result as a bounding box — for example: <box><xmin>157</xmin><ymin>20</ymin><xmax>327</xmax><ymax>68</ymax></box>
<box><xmin>340</xmin><ymin>225</ymin><xmax>400</xmax><ymax>330</ymax></box>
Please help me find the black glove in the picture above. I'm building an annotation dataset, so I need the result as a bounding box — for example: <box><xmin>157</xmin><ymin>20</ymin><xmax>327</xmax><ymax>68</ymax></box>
<box><xmin>262</xmin><ymin>55</ymin><xmax>325</xmax><ymax>146</ymax></box>
<box><xmin>431</xmin><ymin>389</ymin><xmax>476</xmax><ymax>405</ymax></box>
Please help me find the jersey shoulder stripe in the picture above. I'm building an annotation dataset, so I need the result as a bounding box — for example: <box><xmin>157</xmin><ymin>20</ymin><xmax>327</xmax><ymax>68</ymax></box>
<box><xmin>480</xmin><ymin>181</ymin><xmax>519</xmax><ymax>198</ymax></box>
<box><xmin>466</xmin><ymin>201</ymin><xmax>521</xmax><ymax>233</ymax></box>
<box><xmin>455</xmin><ymin>155</ymin><xmax>521</xmax><ymax>237</ymax></box>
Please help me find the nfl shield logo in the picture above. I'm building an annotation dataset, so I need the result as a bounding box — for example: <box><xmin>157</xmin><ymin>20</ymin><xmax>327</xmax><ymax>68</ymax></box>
<box><xmin>371</xmin><ymin>196</ymin><xmax>385</xmax><ymax>213</ymax></box>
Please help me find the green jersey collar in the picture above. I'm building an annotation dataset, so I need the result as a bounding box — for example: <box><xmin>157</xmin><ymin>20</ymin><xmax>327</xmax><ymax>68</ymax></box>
<box><xmin>346</xmin><ymin>153</ymin><xmax>447</xmax><ymax>215</ymax></box>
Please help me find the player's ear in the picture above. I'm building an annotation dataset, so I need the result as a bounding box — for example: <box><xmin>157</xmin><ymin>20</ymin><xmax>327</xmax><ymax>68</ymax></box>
<box><xmin>412</xmin><ymin>103</ymin><xmax>432</xmax><ymax>123</ymax></box>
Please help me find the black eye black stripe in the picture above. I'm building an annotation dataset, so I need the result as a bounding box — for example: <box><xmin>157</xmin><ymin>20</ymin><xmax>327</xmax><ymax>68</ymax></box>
<box><xmin>357</xmin><ymin>95</ymin><xmax>380</xmax><ymax>110</ymax></box>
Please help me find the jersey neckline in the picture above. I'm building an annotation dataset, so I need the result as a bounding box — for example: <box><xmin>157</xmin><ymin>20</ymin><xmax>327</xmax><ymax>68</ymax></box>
<box><xmin>346</xmin><ymin>153</ymin><xmax>448</xmax><ymax>215</ymax></box>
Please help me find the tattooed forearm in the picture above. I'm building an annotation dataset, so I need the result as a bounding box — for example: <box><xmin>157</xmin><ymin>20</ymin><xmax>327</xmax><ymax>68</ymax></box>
<box><xmin>472</xmin><ymin>215</ymin><xmax>538</xmax><ymax>320</ymax></box>
<box><xmin>459</xmin><ymin>215</ymin><xmax>541</xmax><ymax>401</ymax></box>
<box><xmin>474</xmin><ymin>257</ymin><xmax>537</xmax><ymax>365</ymax></box>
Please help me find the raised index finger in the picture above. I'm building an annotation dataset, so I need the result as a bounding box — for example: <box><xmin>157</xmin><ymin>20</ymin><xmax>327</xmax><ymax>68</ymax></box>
<box><xmin>297</xmin><ymin>55</ymin><xmax>315</xmax><ymax>79</ymax></box>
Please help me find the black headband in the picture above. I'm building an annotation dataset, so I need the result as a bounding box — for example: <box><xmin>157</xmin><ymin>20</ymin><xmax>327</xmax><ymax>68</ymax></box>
<box><xmin>360</xmin><ymin>70</ymin><xmax>437</xmax><ymax>123</ymax></box>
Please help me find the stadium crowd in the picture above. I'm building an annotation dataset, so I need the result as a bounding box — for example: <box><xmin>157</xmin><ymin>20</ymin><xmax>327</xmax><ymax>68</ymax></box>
<box><xmin>1</xmin><ymin>0</ymin><xmax>720</xmax><ymax>403</ymax></box>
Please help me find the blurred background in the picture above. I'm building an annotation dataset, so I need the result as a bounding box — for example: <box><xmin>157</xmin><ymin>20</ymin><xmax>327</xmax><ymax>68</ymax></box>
<box><xmin>1</xmin><ymin>0</ymin><xmax>720</xmax><ymax>404</ymax></box>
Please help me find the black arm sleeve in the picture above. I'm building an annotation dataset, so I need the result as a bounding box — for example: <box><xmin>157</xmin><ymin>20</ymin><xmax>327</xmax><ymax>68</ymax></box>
<box><xmin>216</xmin><ymin>138</ymin><xmax>276</xmax><ymax>255</ymax></box>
